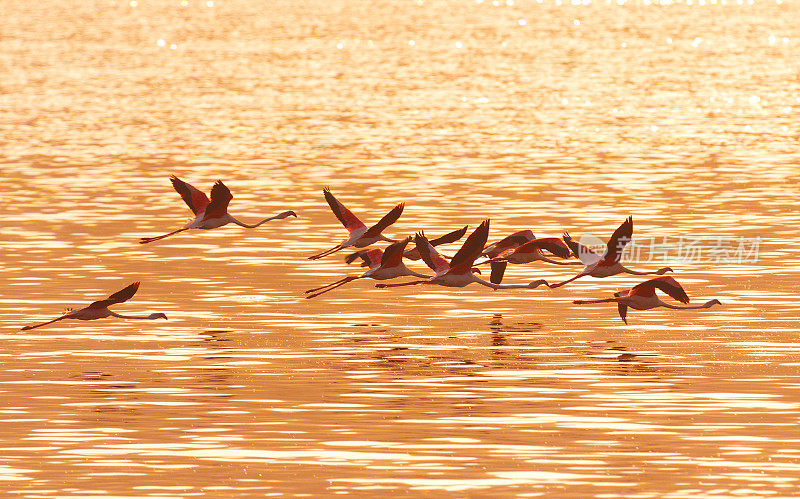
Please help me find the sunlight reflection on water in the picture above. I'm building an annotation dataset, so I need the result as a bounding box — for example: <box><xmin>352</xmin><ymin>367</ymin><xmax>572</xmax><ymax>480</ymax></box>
<box><xmin>2</xmin><ymin>0</ymin><xmax>800</xmax><ymax>495</ymax></box>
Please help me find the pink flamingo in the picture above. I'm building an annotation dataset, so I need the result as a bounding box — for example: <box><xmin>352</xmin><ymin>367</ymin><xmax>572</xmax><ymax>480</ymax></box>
<box><xmin>480</xmin><ymin>229</ymin><xmax>536</xmax><ymax>259</ymax></box>
<box><xmin>483</xmin><ymin>236</ymin><xmax>581</xmax><ymax>285</ymax></box>
<box><xmin>548</xmin><ymin>216</ymin><xmax>672</xmax><ymax>288</ymax></box>
<box><xmin>376</xmin><ymin>220</ymin><xmax>548</xmax><ymax>290</ymax></box>
<box><xmin>573</xmin><ymin>276</ymin><xmax>721</xmax><ymax>323</ymax></box>
<box><xmin>344</xmin><ymin>225</ymin><xmax>469</xmax><ymax>264</ymax></box>
<box><xmin>140</xmin><ymin>176</ymin><xmax>296</xmax><ymax>244</ymax></box>
<box><xmin>21</xmin><ymin>282</ymin><xmax>167</xmax><ymax>330</ymax></box>
<box><xmin>305</xmin><ymin>237</ymin><xmax>430</xmax><ymax>298</ymax></box>
<box><xmin>308</xmin><ymin>188</ymin><xmax>404</xmax><ymax>260</ymax></box>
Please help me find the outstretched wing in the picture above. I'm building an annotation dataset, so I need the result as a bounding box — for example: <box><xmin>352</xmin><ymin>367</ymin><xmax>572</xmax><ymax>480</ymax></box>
<box><xmin>204</xmin><ymin>180</ymin><xmax>233</xmax><ymax>219</ymax></box>
<box><xmin>380</xmin><ymin>237</ymin><xmax>411</xmax><ymax>268</ymax></box>
<box><xmin>365</xmin><ymin>202</ymin><xmax>405</xmax><ymax>238</ymax></box>
<box><xmin>563</xmin><ymin>232</ymin><xmax>600</xmax><ymax>265</ymax></box>
<box><xmin>633</xmin><ymin>276</ymin><xmax>690</xmax><ymax>304</ymax></box>
<box><xmin>171</xmin><ymin>175</ymin><xmax>210</xmax><ymax>215</ymax></box>
<box><xmin>604</xmin><ymin>216</ymin><xmax>633</xmax><ymax>263</ymax></box>
<box><xmin>524</xmin><ymin>237</ymin><xmax>572</xmax><ymax>259</ymax></box>
<box><xmin>88</xmin><ymin>281</ymin><xmax>140</xmax><ymax>309</ymax></box>
<box><xmin>323</xmin><ymin>187</ymin><xmax>366</xmax><ymax>234</ymax></box>
<box><xmin>344</xmin><ymin>249</ymin><xmax>373</xmax><ymax>267</ymax></box>
<box><xmin>360</xmin><ymin>249</ymin><xmax>384</xmax><ymax>268</ymax></box>
<box><xmin>482</xmin><ymin>230</ymin><xmax>535</xmax><ymax>259</ymax></box>
<box><xmin>618</xmin><ymin>303</ymin><xmax>628</xmax><ymax>324</ymax></box>
<box><xmin>428</xmin><ymin>225</ymin><xmax>469</xmax><ymax>246</ymax></box>
<box><xmin>450</xmin><ymin>220</ymin><xmax>490</xmax><ymax>273</ymax></box>
<box><xmin>414</xmin><ymin>232</ymin><xmax>450</xmax><ymax>273</ymax></box>
<box><xmin>490</xmin><ymin>260</ymin><xmax>507</xmax><ymax>285</ymax></box>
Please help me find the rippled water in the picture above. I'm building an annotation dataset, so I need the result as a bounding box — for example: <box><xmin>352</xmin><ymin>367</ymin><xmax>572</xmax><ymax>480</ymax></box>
<box><xmin>2</xmin><ymin>0</ymin><xmax>800</xmax><ymax>496</ymax></box>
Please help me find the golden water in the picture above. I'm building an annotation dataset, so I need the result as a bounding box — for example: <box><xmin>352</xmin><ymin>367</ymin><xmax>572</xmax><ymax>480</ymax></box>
<box><xmin>2</xmin><ymin>0</ymin><xmax>800</xmax><ymax>496</ymax></box>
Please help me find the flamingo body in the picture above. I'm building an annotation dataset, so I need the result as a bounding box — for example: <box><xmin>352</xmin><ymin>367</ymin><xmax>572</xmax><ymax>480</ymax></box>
<box><xmin>308</xmin><ymin>188</ymin><xmax>404</xmax><ymax>260</ymax></box>
<box><xmin>376</xmin><ymin>221</ymin><xmax>548</xmax><ymax>291</ymax></box>
<box><xmin>573</xmin><ymin>276</ymin><xmax>721</xmax><ymax>323</ymax></box>
<box><xmin>140</xmin><ymin>176</ymin><xmax>296</xmax><ymax>244</ymax></box>
<box><xmin>549</xmin><ymin>217</ymin><xmax>672</xmax><ymax>288</ymax></box>
<box><xmin>305</xmin><ymin>237</ymin><xmax>429</xmax><ymax>298</ymax></box>
<box><xmin>21</xmin><ymin>282</ymin><xmax>168</xmax><ymax>330</ymax></box>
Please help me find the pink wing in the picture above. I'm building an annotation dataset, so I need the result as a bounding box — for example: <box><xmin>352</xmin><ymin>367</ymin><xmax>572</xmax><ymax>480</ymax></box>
<box><xmin>360</xmin><ymin>249</ymin><xmax>384</xmax><ymax>268</ymax></box>
<box><xmin>323</xmin><ymin>188</ymin><xmax>366</xmax><ymax>234</ymax></box>
<box><xmin>414</xmin><ymin>232</ymin><xmax>450</xmax><ymax>273</ymax></box>
<box><xmin>171</xmin><ymin>176</ymin><xmax>210</xmax><ymax>215</ymax></box>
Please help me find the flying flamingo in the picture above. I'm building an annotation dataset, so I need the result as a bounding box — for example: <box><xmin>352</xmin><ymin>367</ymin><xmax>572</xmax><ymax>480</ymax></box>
<box><xmin>308</xmin><ymin>188</ymin><xmax>404</xmax><ymax>260</ymax></box>
<box><xmin>139</xmin><ymin>176</ymin><xmax>297</xmax><ymax>244</ymax></box>
<box><xmin>344</xmin><ymin>225</ymin><xmax>469</xmax><ymax>264</ymax></box>
<box><xmin>481</xmin><ymin>236</ymin><xmax>581</xmax><ymax>285</ymax></box>
<box><xmin>375</xmin><ymin>220</ymin><xmax>548</xmax><ymax>291</ymax></box>
<box><xmin>548</xmin><ymin>216</ymin><xmax>673</xmax><ymax>288</ymax></box>
<box><xmin>305</xmin><ymin>237</ymin><xmax>431</xmax><ymax>298</ymax></box>
<box><xmin>573</xmin><ymin>276</ymin><xmax>721</xmax><ymax>323</ymax></box>
<box><xmin>480</xmin><ymin>229</ymin><xmax>536</xmax><ymax>259</ymax></box>
<box><xmin>20</xmin><ymin>282</ymin><xmax>168</xmax><ymax>330</ymax></box>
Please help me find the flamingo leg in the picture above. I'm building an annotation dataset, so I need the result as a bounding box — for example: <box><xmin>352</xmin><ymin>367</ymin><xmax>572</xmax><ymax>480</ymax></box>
<box><xmin>304</xmin><ymin>276</ymin><xmax>355</xmax><ymax>294</ymax></box>
<box><xmin>21</xmin><ymin>315</ymin><xmax>68</xmax><ymax>331</ymax></box>
<box><xmin>308</xmin><ymin>244</ymin><xmax>345</xmax><ymax>260</ymax></box>
<box><xmin>547</xmin><ymin>273</ymin><xmax>586</xmax><ymax>289</ymax></box>
<box><xmin>572</xmin><ymin>297</ymin><xmax>620</xmax><ymax>305</ymax></box>
<box><xmin>375</xmin><ymin>280</ymin><xmax>428</xmax><ymax>289</ymax></box>
<box><xmin>538</xmin><ymin>256</ymin><xmax>583</xmax><ymax>266</ymax></box>
<box><xmin>139</xmin><ymin>227</ymin><xmax>189</xmax><ymax>244</ymax></box>
<box><xmin>305</xmin><ymin>276</ymin><xmax>359</xmax><ymax>299</ymax></box>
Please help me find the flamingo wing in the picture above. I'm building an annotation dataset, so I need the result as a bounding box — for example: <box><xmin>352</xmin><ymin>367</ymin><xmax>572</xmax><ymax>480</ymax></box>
<box><xmin>530</xmin><ymin>237</ymin><xmax>572</xmax><ymax>259</ymax></box>
<box><xmin>450</xmin><ymin>220</ymin><xmax>490</xmax><ymax>273</ymax></box>
<box><xmin>633</xmin><ymin>276</ymin><xmax>690</xmax><ymax>304</ymax></box>
<box><xmin>562</xmin><ymin>232</ymin><xmax>600</xmax><ymax>264</ymax></box>
<box><xmin>360</xmin><ymin>248</ymin><xmax>384</xmax><ymax>268</ymax></box>
<box><xmin>428</xmin><ymin>225</ymin><xmax>469</xmax><ymax>247</ymax></box>
<box><xmin>490</xmin><ymin>260</ymin><xmax>508</xmax><ymax>284</ymax></box>
<box><xmin>380</xmin><ymin>237</ymin><xmax>411</xmax><ymax>268</ymax></box>
<box><xmin>364</xmin><ymin>202</ymin><xmax>405</xmax><ymax>238</ymax></box>
<box><xmin>414</xmin><ymin>232</ymin><xmax>450</xmax><ymax>273</ymax></box>
<box><xmin>344</xmin><ymin>249</ymin><xmax>372</xmax><ymax>267</ymax></box>
<box><xmin>482</xmin><ymin>229</ymin><xmax>535</xmax><ymax>258</ymax></box>
<box><xmin>604</xmin><ymin>216</ymin><xmax>633</xmax><ymax>263</ymax></box>
<box><xmin>204</xmin><ymin>180</ymin><xmax>233</xmax><ymax>219</ymax></box>
<box><xmin>323</xmin><ymin>188</ymin><xmax>366</xmax><ymax>234</ymax></box>
<box><xmin>170</xmin><ymin>175</ymin><xmax>210</xmax><ymax>215</ymax></box>
<box><xmin>88</xmin><ymin>281</ymin><xmax>140</xmax><ymax>309</ymax></box>
<box><xmin>618</xmin><ymin>303</ymin><xmax>628</xmax><ymax>324</ymax></box>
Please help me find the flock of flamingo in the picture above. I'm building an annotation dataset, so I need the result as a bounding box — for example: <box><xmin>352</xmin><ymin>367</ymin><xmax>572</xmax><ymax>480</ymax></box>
<box><xmin>20</xmin><ymin>177</ymin><xmax>722</xmax><ymax>331</ymax></box>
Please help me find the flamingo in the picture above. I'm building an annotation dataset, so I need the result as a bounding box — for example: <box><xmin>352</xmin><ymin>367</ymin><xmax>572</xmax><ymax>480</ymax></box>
<box><xmin>140</xmin><ymin>176</ymin><xmax>297</xmax><ymax>244</ymax></box>
<box><xmin>573</xmin><ymin>276</ymin><xmax>721</xmax><ymax>323</ymax></box>
<box><xmin>20</xmin><ymin>282</ymin><xmax>167</xmax><ymax>330</ymax></box>
<box><xmin>308</xmin><ymin>188</ymin><xmax>404</xmax><ymax>260</ymax></box>
<box><xmin>480</xmin><ymin>229</ymin><xmax>536</xmax><ymax>259</ymax></box>
<box><xmin>305</xmin><ymin>237</ymin><xmax>431</xmax><ymax>298</ymax></box>
<box><xmin>344</xmin><ymin>225</ymin><xmax>469</xmax><ymax>264</ymax></box>
<box><xmin>482</xmin><ymin>236</ymin><xmax>581</xmax><ymax>285</ymax></box>
<box><xmin>375</xmin><ymin>220</ymin><xmax>548</xmax><ymax>291</ymax></box>
<box><xmin>548</xmin><ymin>216</ymin><xmax>673</xmax><ymax>288</ymax></box>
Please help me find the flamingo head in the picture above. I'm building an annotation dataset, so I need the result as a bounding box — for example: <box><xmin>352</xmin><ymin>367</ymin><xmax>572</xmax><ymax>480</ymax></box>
<box><xmin>657</xmin><ymin>267</ymin><xmax>673</xmax><ymax>274</ymax></box>
<box><xmin>149</xmin><ymin>313</ymin><xmax>168</xmax><ymax>320</ymax></box>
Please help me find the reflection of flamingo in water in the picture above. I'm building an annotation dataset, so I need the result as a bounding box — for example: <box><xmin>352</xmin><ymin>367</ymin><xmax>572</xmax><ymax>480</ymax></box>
<box><xmin>573</xmin><ymin>276</ymin><xmax>721</xmax><ymax>323</ymax></box>
<box><xmin>305</xmin><ymin>237</ymin><xmax>429</xmax><ymax>298</ymax></box>
<box><xmin>309</xmin><ymin>188</ymin><xmax>404</xmax><ymax>260</ymax></box>
<box><xmin>21</xmin><ymin>282</ymin><xmax>167</xmax><ymax>330</ymax></box>
<box><xmin>548</xmin><ymin>216</ymin><xmax>673</xmax><ymax>288</ymax></box>
<box><xmin>376</xmin><ymin>220</ymin><xmax>548</xmax><ymax>290</ymax></box>
<box><xmin>344</xmin><ymin>225</ymin><xmax>469</xmax><ymax>264</ymax></box>
<box><xmin>140</xmin><ymin>176</ymin><xmax>296</xmax><ymax>244</ymax></box>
